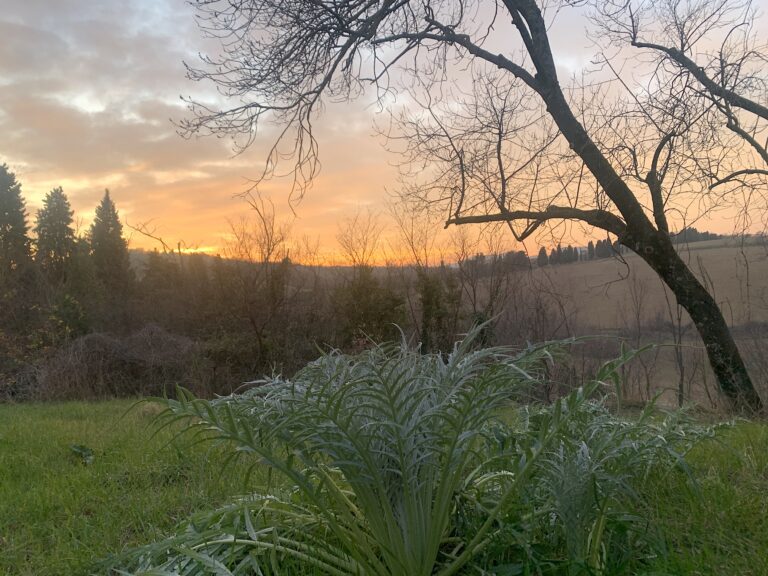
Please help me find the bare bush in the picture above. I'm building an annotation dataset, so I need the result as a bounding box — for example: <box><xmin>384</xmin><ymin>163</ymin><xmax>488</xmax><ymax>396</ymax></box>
<box><xmin>29</xmin><ymin>325</ymin><xmax>213</xmax><ymax>400</ymax></box>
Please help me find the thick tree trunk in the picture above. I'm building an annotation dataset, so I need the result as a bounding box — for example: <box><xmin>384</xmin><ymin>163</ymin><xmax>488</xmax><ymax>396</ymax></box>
<box><xmin>504</xmin><ymin>2</ymin><xmax>763</xmax><ymax>413</ymax></box>
<box><xmin>622</xmin><ymin>225</ymin><xmax>763</xmax><ymax>413</ymax></box>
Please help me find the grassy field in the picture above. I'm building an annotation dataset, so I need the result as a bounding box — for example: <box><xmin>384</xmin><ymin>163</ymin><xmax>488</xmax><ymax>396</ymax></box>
<box><xmin>540</xmin><ymin>237</ymin><xmax>768</xmax><ymax>330</ymax></box>
<box><xmin>528</xmin><ymin>238</ymin><xmax>768</xmax><ymax>406</ymax></box>
<box><xmin>1</xmin><ymin>399</ymin><xmax>767</xmax><ymax>575</ymax></box>
<box><xmin>0</xmin><ymin>399</ymin><xmax>253</xmax><ymax>576</ymax></box>
<box><xmin>647</xmin><ymin>422</ymin><xmax>768</xmax><ymax>574</ymax></box>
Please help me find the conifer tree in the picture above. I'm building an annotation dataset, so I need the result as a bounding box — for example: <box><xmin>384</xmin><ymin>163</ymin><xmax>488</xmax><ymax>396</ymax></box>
<box><xmin>90</xmin><ymin>189</ymin><xmax>133</xmax><ymax>296</ymax></box>
<box><xmin>536</xmin><ymin>247</ymin><xmax>548</xmax><ymax>267</ymax></box>
<box><xmin>0</xmin><ymin>164</ymin><xmax>35</xmax><ymax>332</ymax></box>
<box><xmin>0</xmin><ymin>164</ymin><xmax>31</xmax><ymax>278</ymax></box>
<box><xmin>549</xmin><ymin>247</ymin><xmax>558</xmax><ymax>265</ymax></box>
<box><xmin>587</xmin><ymin>241</ymin><xmax>595</xmax><ymax>260</ymax></box>
<box><xmin>35</xmin><ymin>187</ymin><xmax>76</xmax><ymax>285</ymax></box>
<box><xmin>595</xmin><ymin>239</ymin><xmax>613</xmax><ymax>259</ymax></box>
<box><xmin>65</xmin><ymin>237</ymin><xmax>99</xmax><ymax>327</ymax></box>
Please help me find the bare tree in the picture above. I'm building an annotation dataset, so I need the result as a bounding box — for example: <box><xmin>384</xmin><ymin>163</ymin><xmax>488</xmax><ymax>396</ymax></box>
<box><xmin>221</xmin><ymin>194</ymin><xmax>295</xmax><ymax>367</ymax></box>
<box><xmin>181</xmin><ymin>0</ymin><xmax>766</xmax><ymax>411</ymax></box>
<box><xmin>336</xmin><ymin>209</ymin><xmax>384</xmax><ymax>269</ymax></box>
<box><xmin>451</xmin><ymin>224</ymin><xmax>514</xmax><ymax>339</ymax></box>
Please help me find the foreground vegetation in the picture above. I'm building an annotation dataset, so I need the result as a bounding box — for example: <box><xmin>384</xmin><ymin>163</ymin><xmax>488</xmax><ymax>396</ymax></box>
<box><xmin>3</xmin><ymin>338</ymin><xmax>766</xmax><ymax>575</ymax></box>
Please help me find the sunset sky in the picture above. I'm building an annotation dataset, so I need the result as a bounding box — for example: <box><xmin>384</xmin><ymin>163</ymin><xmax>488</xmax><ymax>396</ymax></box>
<box><xmin>2</xmin><ymin>1</ymin><xmax>762</xmax><ymax>262</ymax></box>
<box><xmin>0</xmin><ymin>0</ymin><xmax>411</xmax><ymax>259</ymax></box>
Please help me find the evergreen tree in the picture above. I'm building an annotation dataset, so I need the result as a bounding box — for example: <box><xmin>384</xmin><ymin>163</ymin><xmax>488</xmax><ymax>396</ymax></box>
<box><xmin>565</xmin><ymin>245</ymin><xmax>574</xmax><ymax>263</ymax></box>
<box><xmin>66</xmin><ymin>237</ymin><xmax>99</xmax><ymax>327</ymax></box>
<box><xmin>0</xmin><ymin>164</ymin><xmax>35</xmax><ymax>332</ymax></box>
<box><xmin>595</xmin><ymin>239</ymin><xmax>614</xmax><ymax>259</ymax></box>
<box><xmin>35</xmin><ymin>187</ymin><xmax>76</xmax><ymax>285</ymax></box>
<box><xmin>416</xmin><ymin>268</ymin><xmax>460</xmax><ymax>354</ymax></box>
<box><xmin>587</xmin><ymin>240</ymin><xmax>595</xmax><ymax>260</ymax></box>
<box><xmin>549</xmin><ymin>247</ymin><xmax>558</xmax><ymax>265</ymax></box>
<box><xmin>673</xmin><ymin>227</ymin><xmax>721</xmax><ymax>244</ymax></box>
<box><xmin>536</xmin><ymin>247</ymin><xmax>548</xmax><ymax>267</ymax></box>
<box><xmin>334</xmin><ymin>266</ymin><xmax>405</xmax><ymax>348</ymax></box>
<box><xmin>503</xmin><ymin>250</ymin><xmax>529</xmax><ymax>270</ymax></box>
<box><xmin>0</xmin><ymin>164</ymin><xmax>31</xmax><ymax>278</ymax></box>
<box><xmin>90</xmin><ymin>189</ymin><xmax>133</xmax><ymax>294</ymax></box>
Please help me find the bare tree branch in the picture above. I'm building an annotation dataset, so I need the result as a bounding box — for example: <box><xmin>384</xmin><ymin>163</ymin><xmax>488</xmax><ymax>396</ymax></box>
<box><xmin>446</xmin><ymin>206</ymin><xmax>627</xmax><ymax>239</ymax></box>
<box><xmin>631</xmin><ymin>39</ymin><xmax>768</xmax><ymax>121</ymax></box>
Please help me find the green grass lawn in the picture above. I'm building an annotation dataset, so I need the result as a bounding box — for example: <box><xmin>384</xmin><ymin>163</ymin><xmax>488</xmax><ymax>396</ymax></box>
<box><xmin>645</xmin><ymin>422</ymin><xmax>768</xmax><ymax>575</ymax></box>
<box><xmin>1</xmin><ymin>399</ymin><xmax>767</xmax><ymax>575</ymax></box>
<box><xmin>0</xmin><ymin>399</ymin><xmax>253</xmax><ymax>576</ymax></box>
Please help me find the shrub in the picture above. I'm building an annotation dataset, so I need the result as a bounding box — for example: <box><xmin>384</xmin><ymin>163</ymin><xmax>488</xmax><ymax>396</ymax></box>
<box><xmin>31</xmin><ymin>325</ymin><xmax>212</xmax><ymax>400</ymax></box>
<box><xmin>107</xmin><ymin>331</ymin><xmax>712</xmax><ymax>575</ymax></box>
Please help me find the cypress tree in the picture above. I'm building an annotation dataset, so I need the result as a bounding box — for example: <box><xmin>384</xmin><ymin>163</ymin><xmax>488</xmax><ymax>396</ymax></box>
<box><xmin>0</xmin><ymin>164</ymin><xmax>31</xmax><ymax>278</ymax></box>
<box><xmin>35</xmin><ymin>187</ymin><xmax>76</xmax><ymax>285</ymax></box>
<box><xmin>536</xmin><ymin>247</ymin><xmax>548</xmax><ymax>267</ymax></box>
<box><xmin>90</xmin><ymin>189</ymin><xmax>133</xmax><ymax>295</ymax></box>
<box><xmin>595</xmin><ymin>239</ymin><xmax>607</xmax><ymax>258</ymax></box>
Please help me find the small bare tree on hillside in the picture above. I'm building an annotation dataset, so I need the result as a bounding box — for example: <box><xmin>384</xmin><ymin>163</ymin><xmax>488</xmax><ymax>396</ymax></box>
<box><xmin>336</xmin><ymin>209</ymin><xmax>384</xmax><ymax>269</ymax></box>
<box><xmin>451</xmin><ymin>225</ymin><xmax>513</xmax><ymax>332</ymax></box>
<box><xmin>221</xmin><ymin>195</ymin><xmax>296</xmax><ymax>367</ymax></box>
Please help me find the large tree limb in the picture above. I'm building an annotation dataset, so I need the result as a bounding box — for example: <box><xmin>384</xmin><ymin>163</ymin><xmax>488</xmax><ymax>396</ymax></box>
<box><xmin>500</xmin><ymin>2</ymin><xmax>652</xmax><ymax>232</ymax></box>
<box><xmin>724</xmin><ymin>115</ymin><xmax>768</xmax><ymax>166</ymax></box>
<box><xmin>420</xmin><ymin>18</ymin><xmax>539</xmax><ymax>90</ymax></box>
<box><xmin>445</xmin><ymin>206</ymin><xmax>627</xmax><ymax>240</ymax></box>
